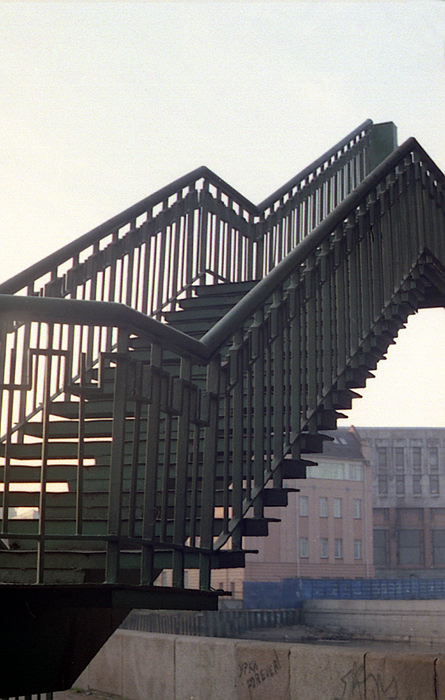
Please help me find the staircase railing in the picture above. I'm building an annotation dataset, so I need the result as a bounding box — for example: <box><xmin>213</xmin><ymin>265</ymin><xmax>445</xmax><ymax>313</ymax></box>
<box><xmin>0</xmin><ymin>120</ymin><xmax>381</xmax><ymax>321</ymax></box>
<box><xmin>0</xmin><ymin>135</ymin><xmax>443</xmax><ymax>590</ymax></box>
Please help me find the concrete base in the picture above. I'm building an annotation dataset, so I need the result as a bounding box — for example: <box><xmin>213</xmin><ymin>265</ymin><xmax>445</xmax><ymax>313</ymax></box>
<box><xmin>302</xmin><ymin>599</ymin><xmax>445</xmax><ymax>643</ymax></box>
<box><xmin>76</xmin><ymin>629</ymin><xmax>445</xmax><ymax>700</ymax></box>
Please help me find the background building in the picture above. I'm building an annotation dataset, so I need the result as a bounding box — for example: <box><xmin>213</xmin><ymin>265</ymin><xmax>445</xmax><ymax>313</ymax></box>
<box><xmin>243</xmin><ymin>427</ymin><xmax>375</xmax><ymax>584</ymax></box>
<box><xmin>358</xmin><ymin>427</ymin><xmax>445</xmax><ymax>578</ymax></box>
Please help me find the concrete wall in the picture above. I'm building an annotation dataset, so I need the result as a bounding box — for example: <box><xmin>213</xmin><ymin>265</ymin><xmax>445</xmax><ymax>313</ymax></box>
<box><xmin>76</xmin><ymin>629</ymin><xmax>445</xmax><ymax>700</ymax></box>
<box><xmin>302</xmin><ymin>599</ymin><xmax>445</xmax><ymax>643</ymax></box>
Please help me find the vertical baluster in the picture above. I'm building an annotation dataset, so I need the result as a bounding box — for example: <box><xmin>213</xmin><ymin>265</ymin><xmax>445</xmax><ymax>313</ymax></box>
<box><xmin>435</xmin><ymin>175</ymin><xmax>445</xmax><ymax>261</ymax></box>
<box><xmin>2</xmin><ymin>347</ymin><xmax>17</xmax><ymax>536</ymax></box>
<box><xmin>378</xmin><ymin>183</ymin><xmax>393</xmax><ymax>307</ymax></box>
<box><xmin>198</xmin><ymin>181</ymin><xmax>209</xmax><ymax>283</ymax></box>
<box><xmin>18</xmin><ymin>316</ymin><xmax>31</xmax><ymax>440</ymax></box>
<box><xmin>357</xmin><ymin>202</ymin><xmax>371</xmax><ymax>344</ymax></box>
<box><xmin>141</xmin><ymin>343</ymin><xmax>162</xmax><ymax>584</ymax></box>
<box><xmin>173</xmin><ymin>358</ymin><xmax>192</xmax><ymax>587</ymax></box>
<box><xmin>252</xmin><ymin>308</ymin><xmax>265</xmax><ymax>518</ymax></box>
<box><xmin>346</xmin><ymin>214</ymin><xmax>360</xmax><ymax>358</ymax></box>
<box><xmin>392</xmin><ymin>168</ymin><xmax>404</xmax><ymax>296</ymax></box>
<box><xmin>271</xmin><ymin>291</ymin><xmax>284</xmax><ymax>487</ymax></box>
<box><xmin>282</xmin><ymin>315</ymin><xmax>291</xmax><ymax>447</ymax></box>
<box><xmin>37</xmin><ymin>323</ymin><xmax>54</xmax><ymax>583</ymax></box>
<box><xmin>170</xmin><ymin>206</ymin><xmax>182</xmax><ymax>308</ymax></box>
<box><xmin>304</xmin><ymin>252</ymin><xmax>317</xmax><ymax>418</ymax></box>
<box><xmin>255</xmin><ymin>219</ymin><xmax>265</xmax><ymax>280</ymax></box>
<box><xmin>198</xmin><ymin>359</ymin><xmax>220</xmax><ymax>589</ymax></box>
<box><xmin>229</xmin><ymin>331</ymin><xmax>243</xmax><ymax>550</ymax></box>
<box><xmin>428</xmin><ymin>172</ymin><xmax>441</xmax><ymax>257</ymax></box>
<box><xmin>314</xmin><ymin>252</ymin><xmax>324</xmax><ymax>410</ymax></box>
<box><xmin>0</xmin><ymin>323</ymin><xmax>8</xmax><ymax>440</ymax></box>
<box><xmin>188</xmin><ymin>416</ymin><xmax>201</xmax><ymax>548</ymax></box>
<box><xmin>155</xmin><ymin>201</ymin><xmax>169</xmax><ymax>313</ymax></box>
<box><xmin>141</xmin><ymin>211</ymin><xmax>153</xmax><ymax>314</ymax></box>
<box><xmin>32</xmin><ymin>323</ymin><xmax>42</xmax><ymax>413</ymax></box>
<box><xmin>320</xmin><ymin>238</ymin><xmax>332</xmax><ymax>397</ymax></box>
<box><xmin>227</xmin><ymin>215</ymin><xmax>235</xmax><ymax>282</ymax></box>
<box><xmin>125</xmin><ymin>218</ymin><xmax>136</xmax><ymax>307</ymax></box>
<box><xmin>245</xmin><ymin>214</ymin><xmax>255</xmax><ymax>281</ymax></box>
<box><xmin>334</xmin><ymin>225</ymin><xmax>347</xmax><ymax>380</ymax></box>
<box><xmin>244</xmin><ymin>344</ymin><xmax>253</xmax><ymax>500</ymax></box>
<box><xmin>76</xmin><ymin>352</ymin><xmax>86</xmax><ymax>536</ymax></box>
<box><xmin>368</xmin><ymin>191</ymin><xmax>383</xmax><ymax>325</ymax></box>
<box><xmin>412</xmin><ymin>157</ymin><xmax>426</xmax><ymax>256</ymax></box>
<box><xmin>222</xmin><ymin>387</ymin><xmax>230</xmax><ymax>535</ymax></box>
<box><xmin>422</xmin><ymin>168</ymin><xmax>434</xmax><ymax>256</ymax></box>
<box><xmin>105</xmin><ymin>328</ymin><xmax>129</xmax><ymax>583</ymax></box>
<box><xmin>185</xmin><ymin>190</ymin><xmax>197</xmax><ymax>294</ymax></box>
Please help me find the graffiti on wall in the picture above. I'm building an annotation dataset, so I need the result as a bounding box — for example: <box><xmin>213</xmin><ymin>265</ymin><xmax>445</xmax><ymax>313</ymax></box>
<box><xmin>333</xmin><ymin>661</ymin><xmax>413</xmax><ymax>700</ymax></box>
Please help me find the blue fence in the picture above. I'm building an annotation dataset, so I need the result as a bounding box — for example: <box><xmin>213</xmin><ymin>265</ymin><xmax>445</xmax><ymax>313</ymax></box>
<box><xmin>243</xmin><ymin>578</ymin><xmax>445</xmax><ymax>609</ymax></box>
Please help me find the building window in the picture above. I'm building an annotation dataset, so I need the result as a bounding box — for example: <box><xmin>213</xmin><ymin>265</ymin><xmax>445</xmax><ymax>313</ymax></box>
<box><xmin>430</xmin><ymin>475</ymin><xmax>440</xmax><ymax>495</ymax></box>
<box><xmin>395</xmin><ymin>447</ymin><xmax>405</xmax><ymax>471</ymax></box>
<box><xmin>333</xmin><ymin>498</ymin><xmax>342</xmax><ymax>518</ymax></box>
<box><xmin>334</xmin><ymin>538</ymin><xmax>343</xmax><ymax>559</ymax></box>
<box><xmin>354</xmin><ymin>539</ymin><xmax>362</xmax><ymax>560</ymax></box>
<box><xmin>378</xmin><ymin>475</ymin><xmax>388</xmax><ymax>495</ymax></box>
<box><xmin>353</xmin><ymin>499</ymin><xmax>362</xmax><ymax>519</ymax></box>
<box><xmin>319</xmin><ymin>497</ymin><xmax>328</xmax><ymax>518</ymax></box>
<box><xmin>299</xmin><ymin>495</ymin><xmax>308</xmax><ymax>516</ymax></box>
<box><xmin>397</xmin><ymin>529</ymin><xmax>424</xmax><ymax>566</ymax></box>
<box><xmin>412</xmin><ymin>447</ymin><xmax>422</xmax><ymax>472</ymax></box>
<box><xmin>413</xmin><ymin>474</ymin><xmax>422</xmax><ymax>495</ymax></box>
<box><xmin>373</xmin><ymin>529</ymin><xmax>390</xmax><ymax>566</ymax></box>
<box><xmin>320</xmin><ymin>538</ymin><xmax>329</xmax><ymax>558</ymax></box>
<box><xmin>429</xmin><ymin>447</ymin><xmax>439</xmax><ymax>472</ymax></box>
<box><xmin>299</xmin><ymin>537</ymin><xmax>308</xmax><ymax>558</ymax></box>
<box><xmin>377</xmin><ymin>447</ymin><xmax>388</xmax><ymax>469</ymax></box>
<box><xmin>432</xmin><ymin>530</ymin><xmax>445</xmax><ymax>565</ymax></box>
<box><xmin>396</xmin><ymin>475</ymin><xmax>405</xmax><ymax>496</ymax></box>
<box><xmin>374</xmin><ymin>507</ymin><xmax>389</xmax><ymax>521</ymax></box>
<box><xmin>351</xmin><ymin>464</ymin><xmax>364</xmax><ymax>481</ymax></box>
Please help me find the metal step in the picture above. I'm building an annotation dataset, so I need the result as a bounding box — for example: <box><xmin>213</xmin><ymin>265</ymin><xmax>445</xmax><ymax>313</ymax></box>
<box><xmin>191</xmin><ymin>280</ymin><xmax>258</xmax><ymax>298</ymax></box>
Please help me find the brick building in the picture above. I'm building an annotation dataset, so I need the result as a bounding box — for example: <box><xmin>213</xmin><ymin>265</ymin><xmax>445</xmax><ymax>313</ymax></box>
<box><xmin>243</xmin><ymin>427</ymin><xmax>375</xmax><ymax>585</ymax></box>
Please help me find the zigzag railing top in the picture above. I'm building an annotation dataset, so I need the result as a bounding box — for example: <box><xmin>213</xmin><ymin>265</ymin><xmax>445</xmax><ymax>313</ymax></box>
<box><xmin>0</xmin><ymin>134</ymin><xmax>443</xmax><ymax>588</ymax></box>
<box><xmin>0</xmin><ymin>120</ymin><xmax>376</xmax><ymax>319</ymax></box>
<box><xmin>3</xmin><ymin>135</ymin><xmax>442</xmax><ymax>363</ymax></box>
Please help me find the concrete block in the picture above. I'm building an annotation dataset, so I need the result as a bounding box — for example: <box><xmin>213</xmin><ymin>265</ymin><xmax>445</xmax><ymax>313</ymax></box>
<box><xmin>122</xmin><ymin>630</ymin><xmax>176</xmax><ymax>700</ymax></box>
<box><xmin>175</xmin><ymin>635</ymin><xmax>237</xmax><ymax>700</ymax></box>
<box><xmin>73</xmin><ymin>665</ymin><xmax>89</xmax><ymax>690</ymax></box>
<box><xmin>236</xmin><ymin>641</ymin><xmax>290</xmax><ymax>700</ymax></box>
<box><xmin>87</xmin><ymin>630</ymin><xmax>124</xmax><ymax>697</ymax></box>
<box><xmin>290</xmin><ymin>643</ymin><xmax>366</xmax><ymax>700</ymax></box>
<box><xmin>433</xmin><ymin>654</ymin><xmax>445</xmax><ymax>699</ymax></box>
<box><xmin>365</xmin><ymin>651</ymin><xmax>436</xmax><ymax>700</ymax></box>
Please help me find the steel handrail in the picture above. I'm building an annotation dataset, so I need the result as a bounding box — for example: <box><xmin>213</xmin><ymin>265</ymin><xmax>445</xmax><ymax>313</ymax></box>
<box><xmin>256</xmin><ymin>118</ymin><xmax>372</xmax><ymax>211</ymax></box>
<box><xmin>200</xmin><ymin>137</ymin><xmax>445</xmax><ymax>355</ymax></box>
<box><xmin>1</xmin><ymin>137</ymin><xmax>442</xmax><ymax>365</ymax></box>
<box><xmin>0</xmin><ymin>120</ymin><xmax>373</xmax><ymax>296</ymax></box>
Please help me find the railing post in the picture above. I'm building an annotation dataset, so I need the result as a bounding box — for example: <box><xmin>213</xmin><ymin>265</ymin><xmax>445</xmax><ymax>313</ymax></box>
<box><xmin>367</xmin><ymin>122</ymin><xmax>398</xmax><ymax>174</ymax></box>
<box><xmin>105</xmin><ymin>328</ymin><xmax>129</xmax><ymax>584</ymax></box>
<box><xmin>199</xmin><ymin>359</ymin><xmax>220</xmax><ymax>590</ymax></box>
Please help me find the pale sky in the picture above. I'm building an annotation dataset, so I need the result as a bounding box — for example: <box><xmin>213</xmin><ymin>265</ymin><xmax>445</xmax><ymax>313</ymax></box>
<box><xmin>1</xmin><ymin>1</ymin><xmax>444</xmax><ymax>427</ymax></box>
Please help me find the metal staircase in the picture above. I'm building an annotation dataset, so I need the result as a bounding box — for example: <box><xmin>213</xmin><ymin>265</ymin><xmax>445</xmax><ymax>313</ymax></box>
<box><xmin>1</xmin><ymin>119</ymin><xmax>445</xmax><ymax>696</ymax></box>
